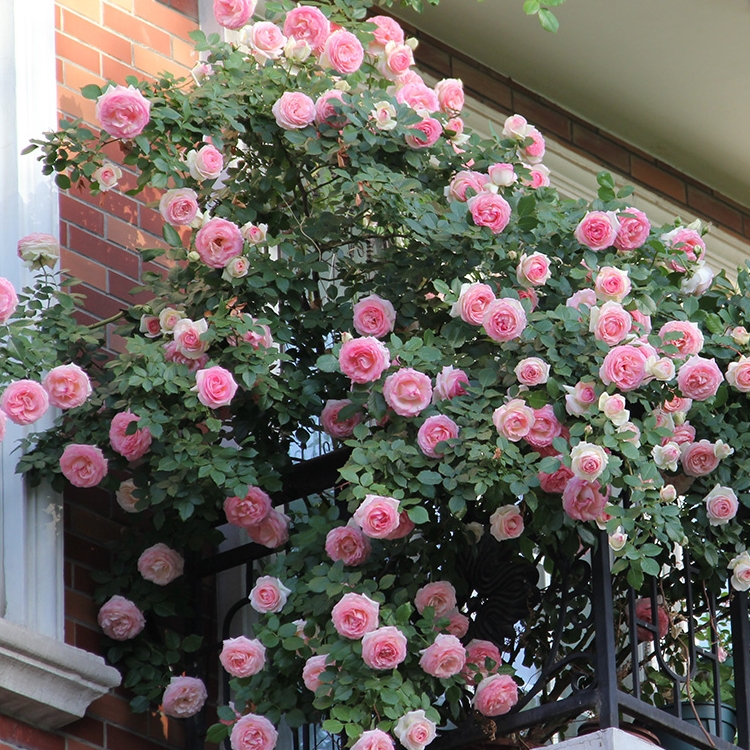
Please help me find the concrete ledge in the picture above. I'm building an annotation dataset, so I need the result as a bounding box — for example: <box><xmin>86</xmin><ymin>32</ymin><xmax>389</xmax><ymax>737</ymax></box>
<box><xmin>0</xmin><ymin>618</ymin><xmax>121</xmax><ymax>729</ymax></box>
<box><xmin>555</xmin><ymin>728</ymin><xmax>660</xmax><ymax>750</ymax></box>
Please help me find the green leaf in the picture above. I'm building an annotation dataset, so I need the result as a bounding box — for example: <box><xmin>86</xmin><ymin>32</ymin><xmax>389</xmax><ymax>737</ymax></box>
<box><xmin>523</xmin><ymin>0</ymin><xmax>541</xmax><ymax>14</ymax></box>
<box><xmin>81</xmin><ymin>84</ymin><xmax>103</xmax><ymax>100</ymax></box>
<box><xmin>417</xmin><ymin>470</ymin><xmax>443</xmax><ymax>486</ymax></box>
<box><xmin>323</xmin><ymin>720</ymin><xmax>344</xmax><ymax>734</ymax></box>
<box><xmin>538</xmin><ymin>8</ymin><xmax>560</xmax><ymax>33</ymax></box>
<box><xmin>162</xmin><ymin>223</ymin><xmax>183</xmax><ymax>248</ymax></box>
<box><xmin>407</xmin><ymin>505</ymin><xmax>430</xmax><ymax>524</ymax></box>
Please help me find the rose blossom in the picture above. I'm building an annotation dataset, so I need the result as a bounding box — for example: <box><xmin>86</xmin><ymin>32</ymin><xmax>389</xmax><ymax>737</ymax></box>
<box><xmin>339</xmin><ymin>337</ymin><xmax>390</xmax><ymax>383</ymax></box>
<box><xmin>727</xmin><ymin>356</ymin><xmax>750</xmax><ymax>392</ymax></box>
<box><xmin>599</xmin><ymin>344</ymin><xmax>648</xmax><ymax>391</ymax></box>
<box><xmin>598</xmin><ymin>392</ymin><xmax>629</xmax><ymax>426</ymax></box>
<box><xmin>732</xmin><ymin>326</ymin><xmax>750</xmax><ymax>345</ymax></box>
<box><xmin>729</xmin><ymin>551</ymin><xmax>750</xmax><ymax>592</ymax></box>
<box><xmin>434</xmin><ymin>366</ymin><xmax>469</xmax><ymax>401</ymax></box>
<box><xmin>0</xmin><ymin>277</ymin><xmax>18</xmax><ymax>324</ymax></box>
<box><xmin>714</xmin><ymin>440</ymin><xmax>734</xmax><ymax>459</ymax></box>
<box><xmin>419</xmin><ymin>633</ymin><xmax>466</xmax><ymax>678</ymax></box>
<box><xmin>677</xmin><ymin>356</ymin><xmax>723</xmax><ymax>401</ymax></box>
<box><xmin>614</xmin><ymin>207</ymin><xmax>651</xmax><ymax>251</ymax></box>
<box><xmin>468</xmin><ymin>192</ymin><xmax>512</xmax><ymax>234</ymax></box>
<box><xmin>353</xmin><ymin>494</ymin><xmax>401</xmax><ymax>538</ymax></box>
<box><xmin>362</xmin><ymin>626</ymin><xmax>408</xmax><ymax>670</ymax></box>
<box><xmin>140</xmin><ymin>315</ymin><xmax>160</xmax><ymax>337</ymax></box>
<box><xmin>116</xmin><ymin>479</ymin><xmax>141</xmax><ymax>513</ymax></box>
<box><xmin>394</xmin><ymin>711</ymin><xmax>437</xmax><ymax>750</ymax></box>
<box><xmin>383</xmin><ymin>368</ymin><xmax>432</xmax><ymax>417</ymax></box>
<box><xmin>224</xmin><ymin>486</ymin><xmax>272</xmax><ymax>529</ymax></box>
<box><xmin>652</xmin><ymin>442</ymin><xmax>680</xmax><ymax>472</ymax></box>
<box><xmin>137</xmin><ymin>543</ymin><xmax>184</xmax><ymax>585</ymax></box>
<box><xmin>247</xmin><ymin>21</ymin><xmax>287</xmax><ymax>63</ymax></box>
<box><xmin>159</xmin><ymin>307</ymin><xmax>185</xmax><ymax>334</ymax></box>
<box><xmin>173</xmin><ymin>318</ymin><xmax>209</xmax><ymax>360</ymax></box>
<box><xmin>222</xmin><ymin>256</ymin><xmax>250</xmax><ymax>282</ymax></box>
<box><xmin>43</xmin><ymin>364</ymin><xmax>92</xmax><ymax>409</ymax></box>
<box><xmin>214</xmin><ymin>0</ymin><xmax>256</xmax><ymax>30</ymax></box>
<box><xmin>645</xmin><ymin>356</ymin><xmax>676</xmax><ymax>382</ymax></box>
<box><xmin>59</xmin><ymin>444</ymin><xmax>107</xmax><ymax>488</ymax></box>
<box><xmin>351</xmin><ymin>730</ymin><xmax>394</xmax><ymax>750</ymax></box>
<box><xmin>443</xmin><ymin>610</ymin><xmax>470</xmax><ymax>638</ymax></box>
<box><xmin>662</xmin><ymin>226</ymin><xmax>706</xmax><ymax>266</ymax></box>
<box><xmin>89</xmin><ymin>164</ymin><xmax>123</xmax><ymax>198</ymax></box>
<box><xmin>525</xmin><ymin>404</ymin><xmax>563</xmax><ymax>449</ymax></box>
<box><xmin>483</xmin><ymin>298</ymin><xmax>527</xmax><ymax>342</ymax></box>
<box><xmin>669</xmin><ymin>421</ymin><xmax>696</xmax><ymax>446</ymax></box>
<box><xmin>396</xmin><ymin>83</ymin><xmax>439</xmax><ymax>116</ymax></box>
<box><xmin>110</xmin><ymin>411</ymin><xmax>152</xmax><ymax>461</ymax></box>
<box><xmin>332</xmin><ymin>592</ymin><xmax>380</xmax><ymax>639</ymax></box>
<box><xmin>634</xmin><ymin>598</ymin><xmax>670</xmax><ymax>642</ymax></box>
<box><xmin>704</xmin><ymin>484</ymin><xmax>739</xmax><ymax>526</ymax></box>
<box><xmin>609</xmin><ymin>528</ymin><xmax>628</xmax><ymax>551</ymax></box>
<box><xmin>570</xmin><ymin>442</ymin><xmax>608</xmax><ymax>482</ymax></box>
<box><xmin>405</xmin><ymin>118</ymin><xmax>443</xmax><ymax>149</ymax></box>
<box><xmin>564</xmin><ymin>381</ymin><xmax>597</xmax><ymax>416</ymax></box>
<box><xmin>302</xmin><ymin>654</ymin><xmax>329</xmax><ymax>692</ymax></box>
<box><xmin>378</xmin><ymin>41</ymin><xmax>415</xmax><ymax>79</ymax></box>
<box><xmin>320</xmin><ymin>31</ymin><xmax>364</xmax><ymax>75</ymax></box>
<box><xmin>514</xmin><ymin>357</ymin><xmax>549</xmax><ymax>386</ymax></box>
<box><xmin>315</xmin><ymin>90</ymin><xmax>348</xmax><ymax>129</ymax></box>
<box><xmin>230</xmin><ymin>714</ymin><xmax>279</xmax><ymax>750</ymax></box>
<box><xmin>463</xmin><ymin>640</ymin><xmax>502</xmax><ymax>685</ymax></box>
<box><xmin>97</xmin><ymin>595</ymin><xmax>145</xmax><ymax>640</ymax></box>
<box><xmin>247</xmin><ymin>508</ymin><xmax>290</xmax><ymax>549</ymax></box>
<box><xmin>567</xmin><ymin>288</ymin><xmax>597</xmax><ymax>311</ymax></box>
<box><xmin>194</xmin><ymin>217</ymin><xmax>243</xmax><ymax>269</ymax></box>
<box><xmin>523</xmin><ymin>164</ymin><xmax>551</xmax><ymax>189</ymax></box>
<box><xmin>371</xmin><ymin>101</ymin><xmax>397</xmax><ymax>131</ymax></box>
<box><xmin>17</xmin><ymin>233</ymin><xmax>59</xmax><ymax>269</ymax></box>
<box><xmin>164</xmin><ymin>341</ymin><xmax>208</xmax><ymax>372</ymax></box>
<box><xmin>434</xmin><ymin>78</ymin><xmax>464</xmax><ymax>113</ymax></box>
<box><xmin>489</xmin><ymin>505</ymin><xmax>524</xmax><ymax>541</ymax></box>
<box><xmin>325</xmin><ymin>524</ymin><xmax>371</xmax><ymax>566</ymax></box>
<box><xmin>417</xmin><ymin>415</ymin><xmax>459</xmax><ymax>458</ymax></box>
<box><xmin>283</xmin><ymin>5</ymin><xmax>330</xmax><ymax>50</ymax></box>
<box><xmin>321</xmin><ymin>399</ymin><xmax>361</xmax><ymax>439</ymax></box>
<box><xmin>446</xmin><ymin>171</ymin><xmax>490</xmax><ymax>203</ymax></box>
<box><xmin>590</xmin><ymin>301</ymin><xmax>632</xmax><ymax>346</ymax></box>
<box><xmin>383</xmin><ymin>510</ymin><xmax>416</xmax><ymax>540</ymax></box>
<box><xmin>194</xmin><ymin>366</ymin><xmax>239</xmax><ymax>408</ymax></box>
<box><xmin>659</xmin><ymin>320</ymin><xmax>704</xmax><ymax>358</ymax></box>
<box><xmin>473</xmin><ymin>673</ymin><xmax>519</xmax><ymax>717</ymax></box>
<box><xmin>522</xmin><ymin>126</ymin><xmax>545</xmax><ymax>164</ymax></box>
<box><xmin>186</xmin><ymin>144</ymin><xmax>224</xmax><ymax>181</ymax></box>
<box><xmin>516</xmin><ymin>252</ymin><xmax>551</xmax><ymax>287</ymax></box>
<box><xmin>493</xmin><ymin>399</ymin><xmax>535</xmax><ymax>442</ymax></box>
<box><xmin>415</xmin><ymin>581</ymin><xmax>457</xmax><ymax>617</ymax></box>
<box><xmin>368</xmin><ymin>15</ymin><xmax>405</xmax><ymax>53</ymax></box>
<box><xmin>663</xmin><ymin>395</ymin><xmax>692</xmax><ymax>414</ymax></box>
<box><xmin>353</xmin><ymin>294</ymin><xmax>396</xmax><ymax>338</ymax></box>
<box><xmin>488</xmin><ymin>162</ymin><xmax>517</xmax><ymax>187</ymax></box>
<box><xmin>681</xmin><ymin>440</ymin><xmax>721</xmax><ymax>477</ymax></box>
<box><xmin>241</xmin><ymin>222</ymin><xmax>268</xmax><ymax>245</ymax></box>
<box><xmin>450</xmin><ymin>282</ymin><xmax>495</xmax><ymax>325</ymax></box>
<box><xmin>272</xmin><ymin>91</ymin><xmax>316</xmax><ymax>130</ymax></box>
<box><xmin>660</xmin><ymin>484</ymin><xmax>678</xmax><ymax>503</ymax></box>
<box><xmin>538</xmin><ymin>457</ymin><xmax>574</xmax><ymax>494</ymax></box>
<box><xmin>574</xmin><ymin>211</ymin><xmax>619</xmax><ymax>251</ymax></box>
<box><xmin>249</xmin><ymin>575</ymin><xmax>291</xmax><ymax>614</ymax></box>
<box><xmin>96</xmin><ymin>85</ymin><xmax>150</xmax><ymax>139</ymax></box>
<box><xmin>682</xmin><ymin>262</ymin><xmax>714</xmax><ymax>295</ymax></box>
<box><xmin>562</xmin><ymin>478</ymin><xmax>608</xmax><ymax>521</ymax></box>
<box><xmin>594</xmin><ymin>266</ymin><xmax>631</xmax><ymax>302</ymax></box>
<box><xmin>1</xmin><ymin>380</ymin><xmax>49</xmax><ymax>425</ymax></box>
<box><xmin>220</xmin><ymin>636</ymin><xmax>266</xmax><ymax>677</ymax></box>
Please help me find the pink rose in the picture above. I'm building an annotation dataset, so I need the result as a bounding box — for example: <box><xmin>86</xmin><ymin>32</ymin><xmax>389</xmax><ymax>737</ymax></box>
<box><xmin>514</xmin><ymin>357</ymin><xmax>549</xmax><ymax>386</ymax></box>
<box><xmin>434</xmin><ymin>78</ymin><xmax>464</xmax><ymax>113</ymax></box>
<box><xmin>302</xmin><ymin>654</ymin><xmax>329</xmax><ymax>692</ymax></box>
<box><xmin>224</xmin><ymin>486</ymin><xmax>272</xmax><ymax>528</ymax></box>
<box><xmin>60</xmin><ymin>443</ymin><xmax>108</xmax><ymax>488</ymax></box>
<box><xmin>575</xmin><ymin>211</ymin><xmax>619</xmax><ymax>251</ymax></box>
<box><xmin>353</xmin><ymin>294</ymin><xmax>396</xmax><ymax>338</ymax></box>
<box><xmin>629</xmin><ymin>308</ymin><xmax>652</xmax><ymax>334</ymax></box>
<box><xmin>468</xmin><ymin>192</ymin><xmax>512</xmax><ymax>234</ymax></box>
<box><xmin>362</xmin><ymin>626</ymin><xmax>408</xmax><ymax>670</ymax></box>
<box><xmin>97</xmin><ymin>595</ymin><xmax>145</xmax><ymax>640</ymax></box>
<box><xmin>681</xmin><ymin>440</ymin><xmax>720</xmax><ymax>477</ymax></box>
<box><xmin>1</xmin><ymin>379</ymin><xmax>49</xmax><ymax>425</ymax></box>
<box><xmin>173</xmin><ymin>318</ymin><xmax>209</xmax><ymax>360</ymax></box>
<box><xmin>164</xmin><ymin>341</ymin><xmax>209</xmax><ymax>372</ymax></box>
<box><xmin>17</xmin><ymin>232</ymin><xmax>59</xmax><ymax>269</ymax></box>
<box><xmin>321</xmin><ymin>31</ymin><xmax>364</xmax><ymax>75</ymax></box>
<box><xmin>524</xmin><ymin>164</ymin><xmax>551</xmax><ymax>189</ymax></box>
<box><xmin>487</xmin><ymin>163</ymin><xmax>517</xmax><ymax>187</ymax></box>
<box><xmin>368</xmin><ymin>16</ymin><xmax>405</xmax><ymax>54</ymax></box>
<box><xmin>704</xmin><ymin>484</ymin><xmax>738</xmax><ymax>525</ymax></box>
<box><xmin>727</xmin><ymin>356</ymin><xmax>750</xmax><ymax>392</ymax></box>
<box><xmin>248</xmin><ymin>21</ymin><xmax>287</xmax><ymax>62</ymax></box>
<box><xmin>662</xmin><ymin>227</ymin><xmax>706</xmax><ymax>267</ymax></box>
<box><xmin>109</xmin><ymin>411</ymin><xmax>152</xmax><ymax>461</ymax></box>
<box><xmin>594</xmin><ymin>266</ymin><xmax>631</xmax><ymax>302</ymax></box>
<box><xmin>321</xmin><ymin>399</ymin><xmax>361</xmax><ymax>439</ymax></box>
<box><xmin>443</xmin><ymin>610</ymin><xmax>470</xmax><ymax>638</ymax></box>
<box><xmin>315</xmin><ymin>90</ymin><xmax>348</xmax><ymax>129</ymax></box>
<box><xmin>538</xmin><ymin>457</ymin><xmax>574</xmax><ymax>494</ymax></box>
<box><xmin>634</xmin><ymin>598</ymin><xmax>670</xmax><ymax>642</ymax></box>
<box><xmin>137</xmin><ymin>543</ymin><xmax>184</xmax><ymax>586</ymax></box>
<box><xmin>493</xmin><ymin>399</ymin><xmax>535</xmax><ymax>442</ymax></box>
<box><xmin>140</xmin><ymin>315</ymin><xmax>161</xmax><ymax>337</ymax></box>
<box><xmin>473</xmin><ymin>673</ymin><xmax>519</xmax><ymax>716</ymax></box>
<box><xmin>566</xmin><ymin>288</ymin><xmax>597</xmax><ymax>311</ymax></box>
<box><xmin>214</xmin><ymin>0</ymin><xmax>256</xmax><ymax>29</ymax></box>
<box><xmin>96</xmin><ymin>85</ymin><xmax>151</xmax><ymax>139</ymax></box>
<box><xmin>378</xmin><ymin>42</ymin><xmax>414</xmax><ymax>80</ymax></box>
<box><xmin>353</xmin><ymin>494</ymin><xmax>401</xmax><ymax>538</ymax></box>
<box><xmin>415</xmin><ymin>581</ymin><xmax>457</xmax><ymax>617</ymax></box>
<box><xmin>434</xmin><ymin>366</ymin><xmax>469</xmax><ymax>401</ymax></box>
<box><xmin>339</xmin><ymin>337</ymin><xmax>390</xmax><ymax>383</ymax></box>
<box><xmin>564</xmin><ymin>381</ymin><xmax>597</xmax><ymax>416</ymax></box>
<box><xmin>590</xmin><ymin>302</ymin><xmax>632</xmax><ymax>346</ymax></box>
<box><xmin>599</xmin><ymin>345</ymin><xmax>649</xmax><ymax>391</ymax></box>
<box><xmin>419</xmin><ymin>633</ymin><xmax>466</xmax><ymax>678</ymax></box>
<box><xmin>489</xmin><ymin>505</ymin><xmax>524</xmax><ymax>541</ymax></box>
<box><xmin>351</xmin><ymin>730</ymin><xmax>394</xmax><ymax>750</ymax></box>
<box><xmin>382</xmin><ymin>510</ymin><xmax>416</xmax><ymax>540</ymax></box>
<box><xmin>272</xmin><ymin>91</ymin><xmax>316</xmax><ymax>130</ymax></box>
<box><xmin>446</xmin><ymin>171</ymin><xmax>490</xmax><ymax>203</ymax></box>
<box><xmin>677</xmin><ymin>356</ymin><xmax>723</xmax><ymax>400</ymax></box>
<box><xmin>405</xmin><ymin>118</ymin><xmax>443</xmax><ymax>149</ymax></box>
<box><xmin>230</xmin><ymin>714</ymin><xmax>279</xmax><ymax>750</ymax></box>
<box><xmin>525</xmin><ymin>405</ymin><xmax>563</xmax><ymax>449</ymax></box>
<box><xmin>187</xmin><ymin>144</ymin><xmax>224</xmax><ymax>181</ymax></box>
<box><xmin>383</xmin><ymin>368</ymin><xmax>432</xmax><ymax>417</ymax></box>
<box><xmin>483</xmin><ymin>298</ymin><xmax>526</xmax><ymax>342</ymax></box>
<box><xmin>194</xmin><ymin>366</ymin><xmax>239</xmax><ymax>408</ymax></box>
<box><xmin>450</xmin><ymin>282</ymin><xmax>495</xmax><ymax>325</ymax></box>
<box><xmin>249</xmin><ymin>575</ymin><xmax>291</xmax><ymax>613</ymax></box>
<box><xmin>663</xmin><ymin>395</ymin><xmax>692</xmax><ymax>415</ymax></box>
<box><xmin>220</xmin><ymin>636</ymin><xmax>266</xmax><ymax>677</ymax></box>
<box><xmin>325</xmin><ymin>524</ymin><xmax>371</xmax><ymax>566</ymax></box>
<box><xmin>43</xmin><ymin>364</ymin><xmax>92</xmax><ymax>409</ymax></box>
<box><xmin>614</xmin><ymin>208</ymin><xmax>650</xmax><ymax>251</ymax></box>
<box><xmin>247</xmin><ymin>508</ymin><xmax>290</xmax><ymax>549</ymax></box>
<box><xmin>0</xmin><ymin>278</ymin><xmax>18</xmax><ymax>323</ymax></box>
<box><xmin>116</xmin><ymin>479</ymin><xmax>140</xmax><ymax>513</ymax></box>
<box><xmin>283</xmin><ymin>6</ymin><xmax>330</xmax><ymax>51</ymax></box>
<box><xmin>659</xmin><ymin>320</ymin><xmax>704</xmax><ymax>359</ymax></box>
<box><xmin>729</xmin><ymin>552</ymin><xmax>750</xmax><ymax>592</ymax></box>
<box><xmin>570</xmin><ymin>442</ymin><xmax>608</xmax><ymax>481</ymax></box>
<box><xmin>238</xmin><ymin>316</ymin><xmax>273</xmax><ymax>349</ymax></box>
<box><xmin>562</xmin><ymin>478</ymin><xmax>608</xmax><ymax>521</ymax></box>
<box><xmin>417</xmin><ymin>415</ymin><xmax>459</xmax><ymax>458</ymax></box>
<box><xmin>396</xmin><ymin>83</ymin><xmax>439</xmax><ymax>116</ymax></box>
<box><xmin>463</xmin><ymin>639</ymin><xmax>502</xmax><ymax>685</ymax></box>
<box><xmin>194</xmin><ymin>217</ymin><xmax>243</xmax><ymax>269</ymax></box>
<box><xmin>331</xmin><ymin>592</ymin><xmax>380</xmax><ymax>639</ymax></box>
<box><xmin>93</xmin><ymin>161</ymin><xmax>122</xmax><ymax>191</ymax></box>
<box><xmin>516</xmin><ymin>252</ymin><xmax>551</xmax><ymax>287</ymax></box>
<box><xmin>522</xmin><ymin>126</ymin><xmax>545</xmax><ymax>163</ymax></box>
<box><xmin>394</xmin><ymin>711</ymin><xmax>437</xmax><ymax>750</ymax></box>
<box><xmin>223</xmin><ymin>256</ymin><xmax>250</xmax><ymax>281</ymax></box>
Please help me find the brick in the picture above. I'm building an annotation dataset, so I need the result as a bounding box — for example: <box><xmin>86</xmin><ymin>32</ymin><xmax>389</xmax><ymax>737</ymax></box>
<box><xmin>61</xmin><ymin>194</ymin><xmax>106</xmax><ymax>234</ymax></box>
<box><xmin>0</xmin><ymin>716</ymin><xmax>65</xmax><ymax>750</ymax></box>
<box><xmin>72</xmin><ymin>622</ymin><xmax>105</xmax><ymax>655</ymax></box>
<box><xmin>67</xmin><ymin>739</ymin><xmax>100</xmax><ymax>750</ymax></box>
<box><xmin>77</xmin><ymin>283</ymin><xmax>127</xmax><ymax>319</ymax></box>
<box><xmin>106</xmin><ymin>216</ymin><xmax>165</xmax><ymax>258</ymax></box>
<box><xmin>65</xmin><ymin>718</ymin><xmax>104</xmax><ymax>747</ymax></box>
<box><xmin>72</xmin><ymin>182</ymin><xmax>140</xmax><ymax>224</ymax></box>
<box><xmin>57</xmin><ymin>32</ymin><xmax>101</xmax><ymax>75</ymax></box>
<box><xmin>138</xmin><ymin>205</ymin><xmax>164</xmax><ymax>237</ymax></box>
<box><xmin>90</xmin><ymin>694</ymin><xmax>150</xmax><ymax>733</ymax></box>
<box><xmin>69</xmin><ymin>225</ymin><xmax>140</xmax><ymax>278</ymax></box>
<box><xmin>414</xmin><ymin>37</ymin><xmax>451</xmax><ymax>78</ymax></box>
<box><xmin>171</xmin><ymin>36</ymin><xmax>197</xmax><ymax>70</ymax></box>
<box><xmin>109</xmin><ymin>270</ymin><xmax>154</xmax><ymax>304</ymax></box>
<box><xmin>71</xmin><ymin>563</ymin><xmax>97</xmax><ymax>595</ymax></box>
<box><xmin>687</xmin><ymin>185</ymin><xmax>743</xmax><ymax>235</ymax></box>
<box><xmin>56</xmin><ymin>0</ymin><xmax>101</xmax><ymax>23</ymax></box>
<box><xmin>106</xmin><ymin>0</ymin><xmax>135</xmax><ymax>10</ymax></box>
<box><xmin>60</xmin><ymin>247</ymin><xmax>107</xmax><ymax>289</ymax></box>
<box><xmin>571</xmin><ymin>123</ymin><xmax>630</xmax><ymax>174</ymax></box>
<box><xmin>69</xmin><ymin>505</ymin><xmax>122</xmax><ymax>544</ymax></box>
<box><xmin>133</xmin><ymin>0</ymin><xmax>197</xmax><ymax>42</ymax></box>
<box><xmin>157</xmin><ymin>0</ymin><xmax>199</xmax><ymax>20</ymax></box>
<box><xmin>452</xmin><ymin>58</ymin><xmax>512</xmax><ymax>110</ymax></box>
<box><xmin>65</xmin><ymin>530</ymin><xmax>111</xmax><ymax>569</ymax></box>
<box><xmin>102</xmin><ymin>55</ymin><xmax>140</xmax><ymax>87</ymax></box>
<box><xmin>57</xmin><ymin>83</ymin><xmax>97</xmax><ymax>123</ymax></box>
<box><xmin>513</xmin><ymin>91</ymin><xmax>571</xmax><ymax>141</ymax></box>
<box><xmin>107</xmin><ymin>725</ymin><xmax>171</xmax><ymax>750</ymax></box>
<box><xmin>104</xmin><ymin>5</ymin><xmax>172</xmax><ymax>56</ymax></box>
<box><xmin>65</xmin><ymin>588</ymin><xmax>100</xmax><ymax>628</ymax></box>
<box><xmin>62</xmin><ymin>10</ymin><xmax>132</xmax><ymax>63</ymax></box>
<box><xmin>65</xmin><ymin>617</ymin><xmax>76</xmax><ymax>647</ymax></box>
<box><xmin>148</xmin><ymin>715</ymin><xmax>185</xmax><ymax>749</ymax></box>
<box><xmin>133</xmin><ymin>45</ymin><xmax>189</xmax><ymax>78</ymax></box>
<box><xmin>631</xmin><ymin>157</ymin><xmax>687</xmax><ymax>203</ymax></box>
